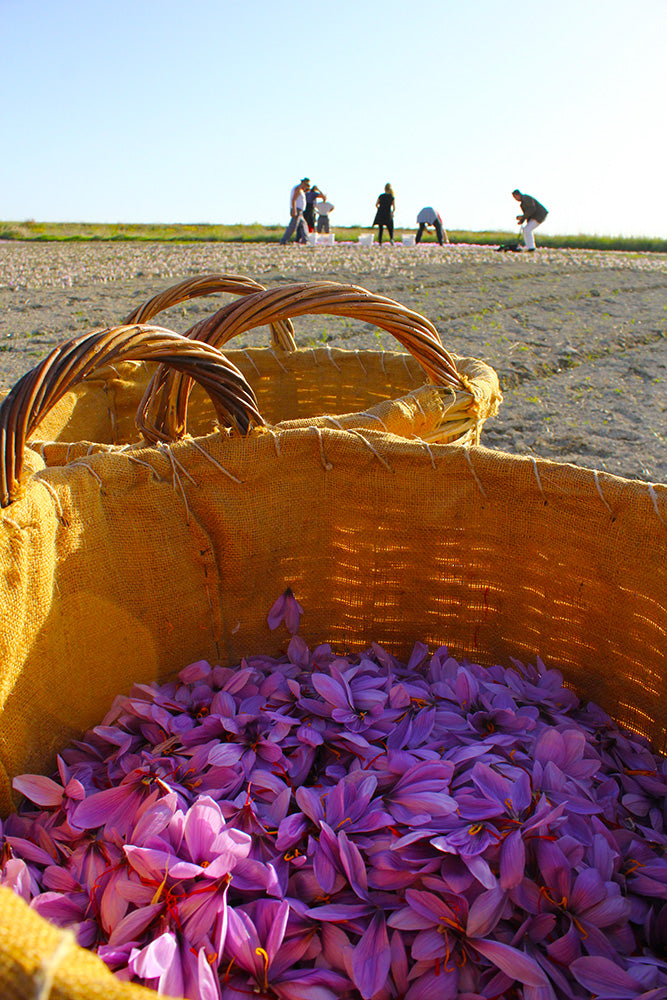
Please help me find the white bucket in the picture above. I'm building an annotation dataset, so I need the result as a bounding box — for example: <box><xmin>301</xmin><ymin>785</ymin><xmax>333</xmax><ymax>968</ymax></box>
<box><xmin>316</xmin><ymin>233</ymin><xmax>335</xmax><ymax>246</ymax></box>
<box><xmin>358</xmin><ymin>234</ymin><xmax>374</xmax><ymax>247</ymax></box>
<box><xmin>401</xmin><ymin>234</ymin><xmax>416</xmax><ymax>246</ymax></box>
<box><xmin>306</xmin><ymin>232</ymin><xmax>317</xmax><ymax>246</ymax></box>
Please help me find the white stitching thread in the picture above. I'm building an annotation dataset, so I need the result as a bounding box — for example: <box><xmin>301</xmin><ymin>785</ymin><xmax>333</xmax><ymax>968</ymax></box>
<box><xmin>593</xmin><ymin>470</ymin><xmax>613</xmax><ymax>514</ymax></box>
<box><xmin>311</xmin><ymin>426</ymin><xmax>333</xmax><ymax>471</ymax></box>
<box><xmin>464</xmin><ymin>449</ymin><xmax>487</xmax><ymax>499</ymax></box>
<box><xmin>531</xmin><ymin>457</ymin><xmax>545</xmax><ymax>498</ymax></box>
<box><xmin>648</xmin><ymin>484</ymin><xmax>665</xmax><ymax>525</ymax></box>
<box><xmin>188</xmin><ymin>438</ymin><xmax>243</xmax><ymax>483</ymax></box>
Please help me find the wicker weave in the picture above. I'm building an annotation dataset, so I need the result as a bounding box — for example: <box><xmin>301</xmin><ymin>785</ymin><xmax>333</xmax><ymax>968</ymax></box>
<box><xmin>123</xmin><ymin>272</ymin><xmax>297</xmax><ymax>351</ymax></box>
<box><xmin>0</xmin><ymin>326</ymin><xmax>262</xmax><ymax>508</ymax></box>
<box><xmin>137</xmin><ymin>279</ymin><xmax>501</xmax><ymax>444</ymax></box>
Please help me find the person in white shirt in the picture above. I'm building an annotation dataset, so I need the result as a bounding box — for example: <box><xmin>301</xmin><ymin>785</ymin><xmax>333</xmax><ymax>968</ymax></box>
<box><xmin>316</xmin><ymin>199</ymin><xmax>334</xmax><ymax>233</ymax></box>
<box><xmin>415</xmin><ymin>207</ymin><xmax>448</xmax><ymax>246</ymax></box>
<box><xmin>279</xmin><ymin>178</ymin><xmax>310</xmax><ymax>245</ymax></box>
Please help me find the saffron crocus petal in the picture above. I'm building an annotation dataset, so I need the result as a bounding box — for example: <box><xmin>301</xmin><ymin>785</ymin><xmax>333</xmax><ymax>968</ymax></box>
<box><xmin>402</xmin><ymin>888</ymin><xmax>457</xmax><ymax>923</ymax></box>
<box><xmin>272</xmin><ymin>968</ymin><xmax>352</xmax><ymax>1000</ymax></box>
<box><xmin>569</xmin><ymin>867</ymin><xmax>606</xmax><ymax>911</ymax></box>
<box><xmin>123</xmin><ymin>845</ymin><xmax>172</xmax><ymax>882</ymax></box>
<box><xmin>267</xmin><ymin>591</ymin><xmax>288</xmax><ymax>630</ymax></box>
<box><xmin>547</xmin><ymin>924</ymin><xmax>582</xmax><ymax>966</ymax></box>
<box><xmin>264</xmin><ymin>899</ymin><xmax>290</xmax><ymax>965</ymax></box>
<box><xmin>500</xmin><ymin>829</ymin><xmax>526</xmax><ymax>890</ymax></box>
<box><xmin>570</xmin><ymin>956</ymin><xmax>644</xmax><ymax>998</ymax></box>
<box><xmin>386</xmin><ymin>907</ymin><xmax>434</xmax><ymax>932</ymax></box>
<box><xmin>411</xmin><ymin>927</ymin><xmax>450</xmax><ymax>962</ymax></box>
<box><xmin>352</xmin><ymin>910</ymin><xmax>391</xmax><ymax>1000</ymax></box>
<box><xmin>284</xmin><ymin>590</ymin><xmax>304</xmax><ymax>634</ymax></box>
<box><xmin>404</xmin><ymin>966</ymin><xmax>459</xmax><ymax>1000</ymax></box>
<box><xmin>311</xmin><ymin>674</ymin><xmax>351</xmax><ymax>712</ymax></box>
<box><xmin>583</xmin><ymin>893</ymin><xmax>632</xmax><ymax>928</ymax></box>
<box><xmin>31</xmin><ymin>892</ymin><xmax>86</xmax><ymax>926</ymax></box>
<box><xmin>71</xmin><ymin>784</ymin><xmax>138</xmax><ymax>830</ymax></box>
<box><xmin>466</xmin><ymin>886</ymin><xmax>507</xmax><ymax>938</ymax></box>
<box><xmin>196</xmin><ymin>947</ymin><xmax>222</xmax><ymax>1000</ymax></box>
<box><xmin>305</xmin><ymin>903</ymin><xmax>373</xmax><ymax>922</ymax></box>
<box><xmin>183</xmin><ymin>795</ymin><xmax>224</xmax><ymax>860</ymax></box>
<box><xmin>42</xmin><ymin>866</ymin><xmax>79</xmax><ymax>893</ymax></box>
<box><xmin>5</xmin><ymin>837</ymin><xmax>55</xmax><ymax>867</ymax></box>
<box><xmin>462</xmin><ymin>853</ymin><xmax>497</xmax><ymax>890</ymax></box>
<box><xmin>470</xmin><ymin>761</ymin><xmax>513</xmax><ymax>803</ymax></box>
<box><xmin>99</xmin><ymin>873</ymin><xmax>130</xmax><ymax>934</ymax></box>
<box><xmin>389</xmin><ymin>929</ymin><xmax>409</xmax><ymax>995</ymax></box>
<box><xmin>225</xmin><ymin>907</ymin><xmax>264</xmax><ymax>976</ymax></box>
<box><xmin>108</xmin><ymin>903</ymin><xmax>164</xmax><ymax>947</ymax></box>
<box><xmin>131</xmin><ymin>930</ymin><xmax>179</xmax><ymax>980</ymax></box>
<box><xmin>471</xmin><ymin>938</ymin><xmax>549</xmax><ymax>987</ymax></box>
<box><xmin>338</xmin><ymin>831</ymin><xmax>368</xmax><ymax>899</ymax></box>
<box><xmin>12</xmin><ymin>774</ymin><xmax>64</xmax><ymax>808</ymax></box>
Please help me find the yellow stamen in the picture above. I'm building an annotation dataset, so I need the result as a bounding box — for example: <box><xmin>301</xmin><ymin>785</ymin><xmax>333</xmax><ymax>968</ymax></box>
<box><xmin>151</xmin><ymin>862</ymin><xmax>169</xmax><ymax>904</ymax></box>
<box><xmin>255</xmin><ymin>946</ymin><xmax>270</xmax><ymax>990</ymax></box>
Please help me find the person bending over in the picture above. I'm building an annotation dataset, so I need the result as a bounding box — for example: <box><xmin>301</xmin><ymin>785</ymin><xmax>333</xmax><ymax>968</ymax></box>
<box><xmin>415</xmin><ymin>207</ymin><xmax>448</xmax><ymax>246</ymax></box>
<box><xmin>512</xmin><ymin>189</ymin><xmax>548</xmax><ymax>251</ymax></box>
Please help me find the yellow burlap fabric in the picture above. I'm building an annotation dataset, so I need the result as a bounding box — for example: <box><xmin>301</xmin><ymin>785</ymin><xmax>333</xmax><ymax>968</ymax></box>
<box><xmin>0</xmin><ymin>300</ymin><xmax>665</xmax><ymax>997</ymax></box>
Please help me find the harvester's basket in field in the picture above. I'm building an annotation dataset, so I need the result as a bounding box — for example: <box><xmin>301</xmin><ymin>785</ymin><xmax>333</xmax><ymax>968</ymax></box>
<box><xmin>27</xmin><ymin>277</ymin><xmax>502</xmax><ymax>451</ymax></box>
<box><xmin>0</xmin><ymin>286</ymin><xmax>665</xmax><ymax>999</ymax></box>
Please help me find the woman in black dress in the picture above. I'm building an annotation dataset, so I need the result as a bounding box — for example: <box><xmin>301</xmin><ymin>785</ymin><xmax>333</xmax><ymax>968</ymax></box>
<box><xmin>373</xmin><ymin>183</ymin><xmax>395</xmax><ymax>244</ymax></box>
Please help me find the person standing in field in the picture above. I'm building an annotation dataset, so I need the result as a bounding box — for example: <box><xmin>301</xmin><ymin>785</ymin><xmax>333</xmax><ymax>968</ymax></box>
<box><xmin>316</xmin><ymin>198</ymin><xmax>334</xmax><ymax>233</ymax></box>
<box><xmin>304</xmin><ymin>184</ymin><xmax>326</xmax><ymax>232</ymax></box>
<box><xmin>280</xmin><ymin>178</ymin><xmax>310</xmax><ymax>245</ymax></box>
<box><xmin>415</xmin><ymin>206</ymin><xmax>449</xmax><ymax>245</ymax></box>
<box><xmin>512</xmin><ymin>189</ymin><xmax>548</xmax><ymax>251</ymax></box>
<box><xmin>373</xmin><ymin>183</ymin><xmax>395</xmax><ymax>245</ymax></box>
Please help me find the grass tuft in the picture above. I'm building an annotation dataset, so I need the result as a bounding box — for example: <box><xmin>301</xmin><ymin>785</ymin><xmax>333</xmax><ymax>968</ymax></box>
<box><xmin>0</xmin><ymin>221</ymin><xmax>665</xmax><ymax>253</ymax></box>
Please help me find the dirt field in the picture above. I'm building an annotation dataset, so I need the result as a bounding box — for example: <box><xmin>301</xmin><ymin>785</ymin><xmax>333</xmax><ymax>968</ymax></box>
<box><xmin>0</xmin><ymin>240</ymin><xmax>665</xmax><ymax>483</ymax></box>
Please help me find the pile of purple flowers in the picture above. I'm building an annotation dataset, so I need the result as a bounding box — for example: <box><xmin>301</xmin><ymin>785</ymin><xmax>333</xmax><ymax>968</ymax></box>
<box><xmin>3</xmin><ymin>590</ymin><xmax>667</xmax><ymax>1000</ymax></box>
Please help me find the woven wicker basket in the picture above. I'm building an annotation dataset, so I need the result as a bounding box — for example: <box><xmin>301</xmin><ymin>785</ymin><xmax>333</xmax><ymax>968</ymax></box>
<box><xmin>0</xmin><ymin>311</ymin><xmax>665</xmax><ymax>1000</ymax></box>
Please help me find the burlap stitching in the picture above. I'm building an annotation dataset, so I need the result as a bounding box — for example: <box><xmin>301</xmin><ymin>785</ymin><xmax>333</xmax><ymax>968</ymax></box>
<box><xmin>531</xmin><ymin>457</ymin><xmax>545</xmax><ymax>499</ymax></box>
<box><xmin>357</xmin><ymin>412</ymin><xmax>389</xmax><ymax>431</ymax></box>
<box><xmin>648</xmin><ymin>484</ymin><xmax>664</xmax><ymax>525</ymax></box>
<box><xmin>35</xmin><ymin>478</ymin><xmax>67</xmax><ymax>524</ymax></box>
<box><xmin>66</xmin><ymin>461</ymin><xmax>104</xmax><ymax>491</ymax></box>
<box><xmin>268</xmin><ymin>348</ymin><xmax>288</xmax><ymax>373</ymax></box>
<box><xmin>241</xmin><ymin>350</ymin><xmax>261</xmax><ymax>375</ymax></box>
<box><xmin>354</xmin><ymin>350</ymin><xmax>368</xmax><ymax>376</ymax></box>
<box><xmin>311</xmin><ymin>426</ymin><xmax>333</xmax><ymax>471</ymax></box>
<box><xmin>264</xmin><ymin>428</ymin><xmax>282</xmax><ymax>456</ymax></box>
<box><xmin>188</xmin><ymin>439</ymin><xmax>243</xmax><ymax>483</ymax></box>
<box><xmin>325</xmin><ymin>345</ymin><xmax>341</xmax><ymax>371</ymax></box>
<box><xmin>344</xmin><ymin>430</ymin><xmax>393</xmax><ymax>472</ymax></box>
<box><xmin>464</xmin><ymin>449</ymin><xmax>487</xmax><ymax>499</ymax></box>
<box><xmin>413</xmin><ymin>436</ymin><xmax>436</xmax><ymax>469</ymax></box>
<box><xmin>593</xmin><ymin>470</ymin><xmax>613</xmax><ymax>514</ymax></box>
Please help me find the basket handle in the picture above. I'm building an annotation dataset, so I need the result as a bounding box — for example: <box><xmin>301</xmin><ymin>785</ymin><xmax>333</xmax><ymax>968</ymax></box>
<box><xmin>124</xmin><ymin>273</ymin><xmax>297</xmax><ymax>353</ymax></box>
<box><xmin>0</xmin><ymin>325</ymin><xmax>264</xmax><ymax>507</ymax></box>
<box><xmin>139</xmin><ymin>281</ymin><xmax>468</xmax><ymax>443</ymax></box>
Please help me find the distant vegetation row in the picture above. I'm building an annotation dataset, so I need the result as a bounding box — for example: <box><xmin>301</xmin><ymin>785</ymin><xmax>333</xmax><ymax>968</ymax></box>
<box><xmin>1</xmin><ymin>221</ymin><xmax>666</xmax><ymax>254</ymax></box>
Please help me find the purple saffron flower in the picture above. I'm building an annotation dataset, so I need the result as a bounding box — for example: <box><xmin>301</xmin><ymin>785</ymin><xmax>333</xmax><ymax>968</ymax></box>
<box><xmin>268</xmin><ymin>588</ymin><xmax>304</xmax><ymax>634</ymax></box>
<box><xmin>389</xmin><ymin>888</ymin><xmax>549</xmax><ymax>991</ymax></box>
<box><xmin>223</xmin><ymin>899</ymin><xmax>349</xmax><ymax>1000</ymax></box>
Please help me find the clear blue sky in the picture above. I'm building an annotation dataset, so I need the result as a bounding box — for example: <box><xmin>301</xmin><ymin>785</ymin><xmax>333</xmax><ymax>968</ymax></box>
<box><xmin>2</xmin><ymin>0</ymin><xmax>666</xmax><ymax>237</ymax></box>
